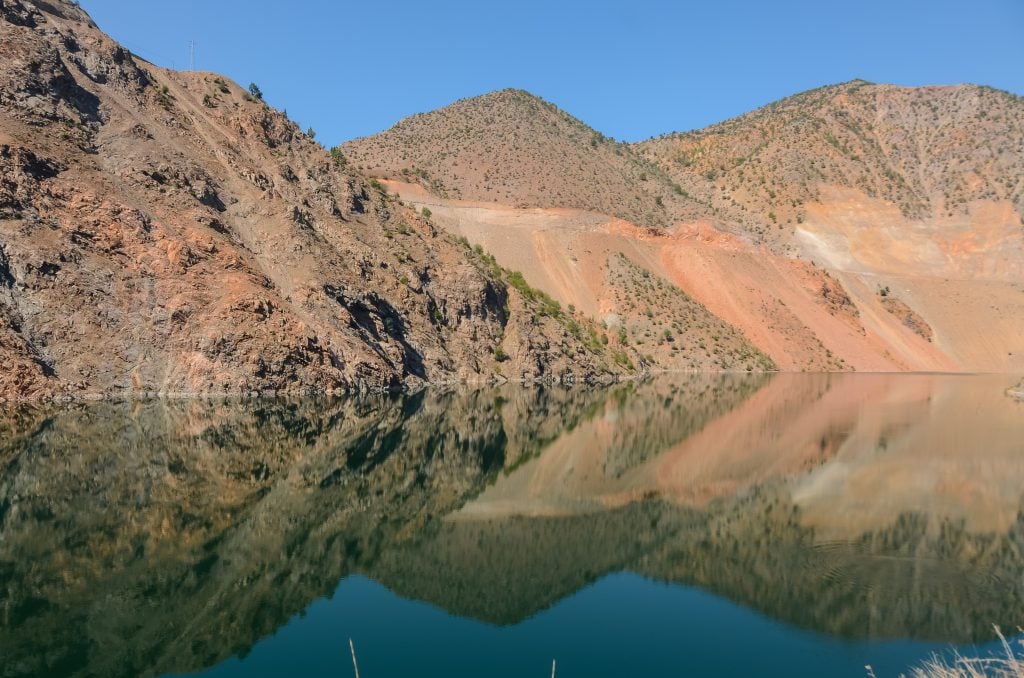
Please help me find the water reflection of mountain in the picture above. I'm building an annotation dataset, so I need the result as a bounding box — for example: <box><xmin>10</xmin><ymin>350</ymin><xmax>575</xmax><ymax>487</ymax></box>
<box><xmin>2</xmin><ymin>374</ymin><xmax>1023</xmax><ymax>677</ymax></box>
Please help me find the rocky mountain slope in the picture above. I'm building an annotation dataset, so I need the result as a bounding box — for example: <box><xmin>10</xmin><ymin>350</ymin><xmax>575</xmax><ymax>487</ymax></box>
<box><xmin>2</xmin><ymin>0</ymin><xmax>1021</xmax><ymax>402</ymax></box>
<box><xmin>350</xmin><ymin>82</ymin><xmax>1024</xmax><ymax>373</ymax></box>
<box><xmin>0</xmin><ymin>0</ymin><xmax>651</xmax><ymax>402</ymax></box>
<box><xmin>638</xmin><ymin>80</ymin><xmax>1024</xmax><ymax>246</ymax></box>
<box><xmin>341</xmin><ymin>89</ymin><xmax>730</xmax><ymax>230</ymax></box>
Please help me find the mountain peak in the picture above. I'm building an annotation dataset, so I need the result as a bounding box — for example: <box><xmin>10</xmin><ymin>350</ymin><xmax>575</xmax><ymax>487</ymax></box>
<box><xmin>342</xmin><ymin>88</ymin><xmax>693</xmax><ymax>227</ymax></box>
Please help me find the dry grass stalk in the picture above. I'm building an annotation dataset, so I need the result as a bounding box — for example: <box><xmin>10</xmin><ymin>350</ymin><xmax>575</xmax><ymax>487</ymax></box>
<box><xmin>900</xmin><ymin>627</ymin><xmax>1024</xmax><ymax>678</ymax></box>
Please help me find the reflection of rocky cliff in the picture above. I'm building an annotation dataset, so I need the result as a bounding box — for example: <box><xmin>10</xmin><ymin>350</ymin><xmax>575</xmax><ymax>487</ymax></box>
<box><xmin>370</xmin><ymin>374</ymin><xmax>1024</xmax><ymax>642</ymax></box>
<box><xmin>0</xmin><ymin>387</ymin><xmax>617</xmax><ymax>678</ymax></box>
<box><xmin>595</xmin><ymin>373</ymin><xmax>772</xmax><ymax>478</ymax></box>
<box><xmin>363</xmin><ymin>488</ymin><xmax>1024</xmax><ymax>644</ymax></box>
<box><xmin>2</xmin><ymin>375</ymin><xmax>1024</xmax><ymax>677</ymax></box>
<box><xmin>638</xmin><ymin>488</ymin><xmax>1024</xmax><ymax>643</ymax></box>
<box><xmin>367</xmin><ymin>500</ymin><xmax>699</xmax><ymax>625</ymax></box>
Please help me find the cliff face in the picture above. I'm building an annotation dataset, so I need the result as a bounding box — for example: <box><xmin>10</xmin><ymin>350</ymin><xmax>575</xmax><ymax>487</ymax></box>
<box><xmin>0</xmin><ymin>0</ymin><xmax>626</xmax><ymax>402</ymax></box>
<box><xmin>3</xmin><ymin>1</ymin><xmax>1020</xmax><ymax>400</ymax></box>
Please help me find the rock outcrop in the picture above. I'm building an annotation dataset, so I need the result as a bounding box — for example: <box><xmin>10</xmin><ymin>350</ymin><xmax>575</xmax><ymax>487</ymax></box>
<box><xmin>0</xmin><ymin>0</ymin><xmax>630</xmax><ymax>401</ymax></box>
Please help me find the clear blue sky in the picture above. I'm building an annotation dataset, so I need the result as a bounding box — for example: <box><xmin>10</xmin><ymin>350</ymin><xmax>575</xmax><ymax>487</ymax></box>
<box><xmin>79</xmin><ymin>0</ymin><xmax>1024</xmax><ymax>147</ymax></box>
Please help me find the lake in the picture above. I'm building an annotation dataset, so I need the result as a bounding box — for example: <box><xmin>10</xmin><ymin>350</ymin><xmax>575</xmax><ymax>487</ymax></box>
<box><xmin>2</xmin><ymin>373</ymin><xmax>1023</xmax><ymax>677</ymax></box>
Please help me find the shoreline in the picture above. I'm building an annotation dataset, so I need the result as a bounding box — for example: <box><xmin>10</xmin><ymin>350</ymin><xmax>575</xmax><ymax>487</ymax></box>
<box><xmin>4</xmin><ymin>369</ymin><xmax>1024</xmax><ymax>405</ymax></box>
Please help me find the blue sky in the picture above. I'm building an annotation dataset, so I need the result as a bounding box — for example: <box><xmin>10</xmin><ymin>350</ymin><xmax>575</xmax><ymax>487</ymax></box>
<box><xmin>79</xmin><ymin>0</ymin><xmax>1024</xmax><ymax>147</ymax></box>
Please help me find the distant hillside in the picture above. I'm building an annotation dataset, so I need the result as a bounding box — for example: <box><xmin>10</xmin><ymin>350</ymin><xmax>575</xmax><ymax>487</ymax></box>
<box><xmin>364</xmin><ymin>83</ymin><xmax>1024</xmax><ymax>373</ymax></box>
<box><xmin>637</xmin><ymin>81</ymin><xmax>1024</xmax><ymax>244</ymax></box>
<box><xmin>341</xmin><ymin>89</ymin><xmax>716</xmax><ymax>229</ymax></box>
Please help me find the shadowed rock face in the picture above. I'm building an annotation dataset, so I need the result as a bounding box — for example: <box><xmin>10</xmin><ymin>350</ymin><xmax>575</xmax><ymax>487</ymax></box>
<box><xmin>0</xmin><ymin>0</ymin><xmax>631</xmax><ymax>402</ymax></box>
<box><xmin>0</xmin><ymin>385</ymin><xmax>621</xmax><ymax>677</ymax></box>
<box><xmin>2</xmin><ymin>375</ymin><xmax>1024</xmax><ymax>677</ymax></box>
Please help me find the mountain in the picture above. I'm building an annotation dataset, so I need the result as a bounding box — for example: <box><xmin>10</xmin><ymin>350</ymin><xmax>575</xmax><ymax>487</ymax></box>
<box><xmin>0</xmin><ymin>0</ymin><xmax>649</xmax><ymax>402</ymax></box>
<box><xmin>349</xmin><ymin>82</ymin><xmax>1024</xmax><ymax>373</ymax></box>
<box><xmin>341</xmin><ymin>88</ymin><xmax>723</xmax><ymax>229</ymax></box>
<box><xmin>637</xmin><ymin>80</ymin><xmax>1024</xmax><ymax>245</ymax></box>
<box><xmin>2</xmin><ymin>0</ymin><xmax>1021</xmax><ymax>402</ymax></box>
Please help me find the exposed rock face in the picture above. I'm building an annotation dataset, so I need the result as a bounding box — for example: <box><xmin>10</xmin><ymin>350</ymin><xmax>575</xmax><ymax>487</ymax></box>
<box><xmin>347</xmin><ymin>82</ymin><xmax>1024</xmax><ymax>373</ymax></box>
<box><xmin>0</xmin><ymin>0</ymin><xmax>627</xmax><ymax>401</ymax></box>
<box><xmin>3</xmin><ymin>2</ymin><xmax>1020</xmax><ymax>396</ymax></box>
<box><xmin>880</xmin><ymin>294</ymin><xmax>933</xmax><ymax>342</ymax></box>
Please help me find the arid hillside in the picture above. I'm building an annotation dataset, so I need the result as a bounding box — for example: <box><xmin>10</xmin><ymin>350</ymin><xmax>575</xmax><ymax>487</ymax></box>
<box><xmin>341</xmin><ymin>89</ymin><xmax>730</xmax><ymax>230</ymax></box>
<box><xmin>0</xmin><ymin>0</ymin><xmax>662</xmax><ymax>402</ymax></box>
<box><xmin>638</xmin><ymin>81</ymin><xmax>1024</xmax><ymax>371</ymax></box>
<box><xmin>637</xmin><ymin>80</ymin><xmax>1024</xmax><ymax>246</ymax></box>
<box><xmin>1</xmin><ymin>0</ymin><xmax>1020</xmax><ymax>400</ymax></box>
<box><xmin>358</xmin><ymin>82</ymin><xmax>1024</xmax><ymax>372</ymax></box>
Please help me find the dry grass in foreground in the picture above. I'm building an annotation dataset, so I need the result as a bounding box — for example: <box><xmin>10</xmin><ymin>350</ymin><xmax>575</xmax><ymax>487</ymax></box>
<box><xmin>871</xmin><ymin>628</ymin><xmax>1024</xmax><ymax>678</ymax></box>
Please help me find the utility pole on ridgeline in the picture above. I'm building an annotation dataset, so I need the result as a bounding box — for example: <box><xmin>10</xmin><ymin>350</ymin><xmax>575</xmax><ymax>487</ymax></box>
<box><xmin>189</xmin><ymin>40</ymin><xmax>196</xmax><ymax>71</ymax></box>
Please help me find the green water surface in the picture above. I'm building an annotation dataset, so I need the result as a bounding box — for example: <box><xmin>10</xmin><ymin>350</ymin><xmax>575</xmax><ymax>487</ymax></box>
<box><xmin>2</xmin><ymin>373</ymin><xmax>1023</xmax><ymax>677</ymax></box>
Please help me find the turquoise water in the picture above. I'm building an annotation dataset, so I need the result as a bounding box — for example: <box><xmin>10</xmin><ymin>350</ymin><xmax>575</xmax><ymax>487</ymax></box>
<box><xmin>182</xmin><ymin>574</ymin><xmax>1005</xmax><ymax>678</ymax></box>
<box><xmin>2</xmin><ymin>373</ymin><xmax>1023</xmax><ymax>677</ymax></box>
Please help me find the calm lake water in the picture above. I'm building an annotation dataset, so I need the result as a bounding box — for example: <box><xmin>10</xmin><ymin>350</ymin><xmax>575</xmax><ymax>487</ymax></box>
<box><xmin>2</xmin><ymin>373</ymin><xmax>1023</xmax><ymax>677</ymax></box>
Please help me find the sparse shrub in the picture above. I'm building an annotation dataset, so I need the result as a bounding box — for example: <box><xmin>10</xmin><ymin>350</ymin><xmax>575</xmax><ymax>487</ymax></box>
<box><xmin>248</xmin><ymin>82</ymin><xmax>263</xmax><ymax>101</ymax></box>
<box><xmin>421</xmin><ymin>207</ymin><xmax>432</xmax><ymax>218</ymax></box>
<box><xmin>155</xmin><ymin>84</ymin><xmax>173</xmax><ymax>109</ymax></box>
<box><xmin>612</xmin><ymin>350</ymin><xmax>634</xmax><ymax>369</ymax></box>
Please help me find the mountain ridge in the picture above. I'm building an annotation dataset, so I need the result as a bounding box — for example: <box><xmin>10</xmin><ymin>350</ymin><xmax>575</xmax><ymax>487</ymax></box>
<box><xmin>0</xmin><ymin>0</ymin><xmax>658</xmax><ymax>402</ymax></box>
<box><xmin>341</xmin><ymin>87</ymin><xmax>716</xmax><ymax>230</ymax></box>
<box><xmin>2</xmin><ymin>0</ymin><xmax>1022</xmax><ymax>403</ymax></box>
<box><xmin>350</xmin><ymin>80</ymin><xmax>1024</xmax><ymax>373</ymax></box>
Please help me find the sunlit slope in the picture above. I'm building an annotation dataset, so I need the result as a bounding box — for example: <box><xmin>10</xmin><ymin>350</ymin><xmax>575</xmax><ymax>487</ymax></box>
<box><xmin>354</xmin><ymin>82</ymin><xmax>1024</xmax><ymax>372</ymax></box>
